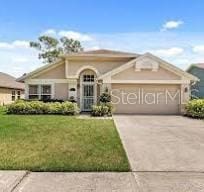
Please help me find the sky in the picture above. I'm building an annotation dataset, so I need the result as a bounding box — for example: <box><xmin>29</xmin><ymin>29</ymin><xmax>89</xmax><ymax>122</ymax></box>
<box><xmin>0</xmin><ymin>0</ymin><xmax>204</xmax><ymax>77</ymax></box>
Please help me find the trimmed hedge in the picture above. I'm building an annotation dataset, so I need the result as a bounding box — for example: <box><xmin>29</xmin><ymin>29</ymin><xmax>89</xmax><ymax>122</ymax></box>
<box><xmin>7</xmin><ymin>100</ymin><xmax>79</xmax><ymax>115</ymax></box>
<box><xmin>185</xmin><ymin>99</ymin><xmax>204</xmax><ymax>118</ymax></box>
<box><xmin>91</xmin><ymin>103</ymin><xmax>113</xmax><ymax>117</ymax></box>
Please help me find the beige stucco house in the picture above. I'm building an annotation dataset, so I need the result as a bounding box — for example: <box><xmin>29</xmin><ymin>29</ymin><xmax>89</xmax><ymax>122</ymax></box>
<box><xmin>0</xmin><ymin>72</ymin><xmax>24</xmax><ymax>105</ymax></box>
<box><xmin>18</xmin><ymin>49</ymin><xmax>198</xmax><ymax>114</ymax></box>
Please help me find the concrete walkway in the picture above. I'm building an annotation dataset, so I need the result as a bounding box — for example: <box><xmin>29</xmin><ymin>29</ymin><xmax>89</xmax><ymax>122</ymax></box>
<box><xmin>13</xmin><ymin>172</ymin><xmax>138</xmax><ymax>192</ymax></box>
<box><xmin>2</xmin><ymin>171</ymin><xmax>204</xmax><ymax>192</ymax></box>
<box><xmin>0</xmin><ymin>171</ymin><xmax>27</xmax><ymax>192</ymax></box>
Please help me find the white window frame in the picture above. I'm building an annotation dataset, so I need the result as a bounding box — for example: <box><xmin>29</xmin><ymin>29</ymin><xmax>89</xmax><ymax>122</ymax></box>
<box><xmin>17</xmin><ymin>90</ymin><xmax>21</xmax><ymax>100</ymax></box>
<box><xmin>11</xmin><ymin>90</ymin><xmax>16</xmax><ymax>101</ymax></box>
<box><xmin>28</xmin><ymin>84</ymin><xmax>54</xmax><ymax>100</ymax></box>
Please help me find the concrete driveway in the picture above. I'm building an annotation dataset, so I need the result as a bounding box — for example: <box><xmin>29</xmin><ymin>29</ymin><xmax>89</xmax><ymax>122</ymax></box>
<box><xmin>114</xmin><ymin>115</ymin><xmax>204</xmax><ymax>172</ymax></box>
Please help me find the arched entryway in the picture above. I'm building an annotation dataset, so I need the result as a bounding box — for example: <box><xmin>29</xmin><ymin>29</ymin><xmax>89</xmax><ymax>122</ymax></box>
<box><xmin>79</xmin><ymin>69</ymin><xmax>97</xmax><ymax>111</ymax></box>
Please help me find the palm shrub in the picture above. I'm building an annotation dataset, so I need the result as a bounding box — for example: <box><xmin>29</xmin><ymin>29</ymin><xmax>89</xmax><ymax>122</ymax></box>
<box><xmin>92</xmin><ymin>88</ymin><xmax>113</xmax><ymax>117</ymax></box>
<box><xmin>185</xmin><ymin>99</ymin><xmax>204</xmax><ymax>118</ymax></box>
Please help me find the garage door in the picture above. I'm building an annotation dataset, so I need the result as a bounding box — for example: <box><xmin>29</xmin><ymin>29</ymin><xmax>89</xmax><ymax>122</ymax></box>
<box><xmin>111</xmin><ymin>84</ymin><xmax>180</xmax><ymax>114</ymax></box>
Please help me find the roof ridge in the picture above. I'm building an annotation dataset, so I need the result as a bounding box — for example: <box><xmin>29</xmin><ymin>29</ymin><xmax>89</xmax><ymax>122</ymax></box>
<box><xmin>74</xmin><ymin>49</ymin><xmax>139</xmax><ymax>56</ymax></box>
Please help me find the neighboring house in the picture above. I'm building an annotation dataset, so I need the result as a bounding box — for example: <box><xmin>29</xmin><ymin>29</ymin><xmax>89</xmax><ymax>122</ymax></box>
<box><xmin>0</xmin><ymin>72</ymin><xmax>24</xmax><ymax>105</ymax></box>
<box><xmin>17</xmin><ymin>49</ymin><xmax>198</xmax><ymax>114</ymax></box>
<box><xmin>187</xmin><ymin>63</ymin><xmax>204</xmax><ymax>98</ymax></box>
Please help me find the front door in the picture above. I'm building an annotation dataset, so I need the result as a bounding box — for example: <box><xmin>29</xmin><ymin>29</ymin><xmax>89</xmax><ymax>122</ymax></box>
<box><xmin>80</xmin><ymin>70</ymin><xmax>97</xmax><ymax>112</ymax></box>
<box><xmin>82</xmin><ymin>84</ymin><xmax>95</xmax><ymax>111</ymax></box>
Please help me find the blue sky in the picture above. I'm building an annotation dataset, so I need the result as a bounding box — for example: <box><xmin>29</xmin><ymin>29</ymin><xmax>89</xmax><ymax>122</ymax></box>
<box><xmin>0</xmin><ymin>0</ymin><xmax>204</xmax><ymax>76</ymax></box>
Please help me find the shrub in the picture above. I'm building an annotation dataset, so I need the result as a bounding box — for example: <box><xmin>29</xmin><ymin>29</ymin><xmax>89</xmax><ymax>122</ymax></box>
<box><xmin>61</xmin><ymin>101</ymin><xmax>79</xmax><ymax>115</ymax></box>
<box><xmin>0</xmin><ymin>106</ymin><xmax>7</xmax><ymax>114</ymax></box>
<box><xmin>40</xmin><ymin>99</ymin><xmax>64</xmax><ymax>103</ymax></box>
<box><xmin>20</xmin><ymin>99</ymin><xmax>65</xmax><ymax>103</ymax></box>
<box><xmin>185</xmin><ymin>99</ymin><xmax>204</xmax><ymax>118</ymax></box>
<box><xmin>91</xmin><ymin>103</ymin><xmax>113</xmax><ymax>117</ymax></box>
<box><xmin>7</xmin><ymin>101</ymin><xmax>79</xmax><ymax>115</ymax></box>
<box><xmin>99</xmin><ymin>88</ymin><xmax>111</xmax><ymax>103</ymax></box>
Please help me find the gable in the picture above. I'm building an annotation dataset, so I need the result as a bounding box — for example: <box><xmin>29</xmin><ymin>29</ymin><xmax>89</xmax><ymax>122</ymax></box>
<box><xmin>99</xmin><ymin>53</ymin><xmax>198</xmax><ymax>81</ymax></box>
<box><xmin>18</xmin><ymin>51</ymin><xmax>198</xmax><ymax>82</ymax></box>
<box><xmin>112</xmin><ymin>65</ymin><xmax>181</xmax><ymax>80</ymax></box>
<box><xmin>67</xmin><ymin>58</ymin><xmax>131</xmax><ymax>77</ymax></box>
<box><xmin>34</xmin><ymin>63</ymin><xmax>66</xmax><ymax>79</ymax></box>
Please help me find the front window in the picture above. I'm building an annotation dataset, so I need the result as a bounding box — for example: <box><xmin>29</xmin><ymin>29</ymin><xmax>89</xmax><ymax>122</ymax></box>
<box><xmin>17</xmin><ymin>91</ymin><xmax>21</xmax><ymax>99</ymax></box>
<box><xmin>29</xmin><ymin>85</ymin><xmax>39</xmax><ymax>100</ymax></box>
<box><xmin>28</xmin><ymin>85</ymin><xmax>52</xmax><ymax>100</ymax></box>
<box><xmin>83</xmin><ymin>74</ymin><xmax>95</xmax><ymax>82</ymax></box>
<box><xmin>41</xmin><ymin>85</ymin><xmax>51</xmax><ymax>100</ymax></box>
<box><xmin>11</xmin><ymin>90</ymin><xmax>15</xmax><ymax>101</ymax></box>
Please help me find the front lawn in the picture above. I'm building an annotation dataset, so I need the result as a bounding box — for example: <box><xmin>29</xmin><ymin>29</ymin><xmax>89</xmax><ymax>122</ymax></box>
<box><xmin>0</xmin><ymin>109</ymin><xmax>129</xmax><ymax>171</ymax></box>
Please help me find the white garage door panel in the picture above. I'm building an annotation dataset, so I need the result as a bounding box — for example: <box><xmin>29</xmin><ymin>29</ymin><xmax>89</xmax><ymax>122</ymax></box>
<box><xmin>111</xmin><ymin>84</ymin><xmax>180</xmax><ymax>114</ymax></box>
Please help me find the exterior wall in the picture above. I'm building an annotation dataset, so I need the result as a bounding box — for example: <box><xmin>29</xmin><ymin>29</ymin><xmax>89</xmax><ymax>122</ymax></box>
<box><xmin>0</xmin><ymin>88</ymin><xmax>24</xmax><ymax>105</ymax></box>
<box><xmin>112</xmin><ymin>66</ymin><xmax>181</xmax><ymax>80</ymax></box>
<box><xmin>35</xmin><ymin>63</ymin><xmax>66</xmax><ymax>79</ymax></box>
<box><xmin>54</xmin><ymin>83</ymin><xmax>68</xmax><ymax>100</ymax></box>
<box><xmin>0</xmin><ymin>88</ymin><xmax>12</xmax><ymax>105</ymax></box>
<box><xmin>188</xmin><ymin>67</ymin><xmax>204</xmax><ymax>98</ymax></box>
<box><xmin>67</xmin><ymin>59</ymin><xmax>130</xmax><ymax>77</ymax></box>
<box><xmin>180</xmin><ymin>84</ymin><xmax>191</xmax><ymax>113</ymax></box>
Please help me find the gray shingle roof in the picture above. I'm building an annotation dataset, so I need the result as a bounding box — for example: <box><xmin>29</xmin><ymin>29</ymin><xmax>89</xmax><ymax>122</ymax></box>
<box><xmin>80</xmin><ymin>49</ymin><xmax>139</xmax><ymax>56</ymax></box>
<box><xmin>0</xmin><ymin>72</ymin><xmax>24</xmax><ymax>90</ymax></box>
<box><xmin>64</xmin><ymin>49</ymin><xmax>140</xmax><ymax>58</ymax></box>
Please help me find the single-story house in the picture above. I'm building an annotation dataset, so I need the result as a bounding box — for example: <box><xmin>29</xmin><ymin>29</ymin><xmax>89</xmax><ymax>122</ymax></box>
<box><xmin>0</xmin><ymin>72</ymin><xmax>24</xmax><ymax>105</ymax></box>
<box><xmin>187</xmin><ymin>63</ymin><xmax>204</xmax><ymax>98</ymax></box>
<box><xmin>17</xmin><ymin>49</ymin><xmax>198</xmax><ymax>114</ymax></box>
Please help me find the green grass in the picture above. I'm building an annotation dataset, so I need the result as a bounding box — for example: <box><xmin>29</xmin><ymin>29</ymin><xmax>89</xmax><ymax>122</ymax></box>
<box><xmin>0</xmin><ymin>109</ymin><xmax>129</xmax><ymax>171</ymax></box>
<box><xmin>0</xmin><ymin>106</ymin><xmax>6</xmax><ymax>115</ymax></box>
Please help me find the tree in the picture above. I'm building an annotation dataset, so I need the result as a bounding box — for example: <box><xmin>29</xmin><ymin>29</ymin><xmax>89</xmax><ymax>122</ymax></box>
<box><xmin>30</xmin><ymin>36</ymin><xmax>83</xmax><ymax>64</ymax></box>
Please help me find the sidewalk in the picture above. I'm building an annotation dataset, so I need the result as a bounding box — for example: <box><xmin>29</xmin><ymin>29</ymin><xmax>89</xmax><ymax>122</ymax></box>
<box><xmin>2</xmin><ymin>171</ymin><xmax>204</xmax><ymax>192</ymax></box>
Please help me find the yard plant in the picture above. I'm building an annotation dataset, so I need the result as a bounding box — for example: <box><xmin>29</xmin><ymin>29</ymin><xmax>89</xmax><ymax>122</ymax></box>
<box><xmin>185</xmin><ymin>99</ymin><xmax>204</xmax><ymax>118</ymax></box>
<box><xmin>91</xmin><ymin>103</ymin><xmax>113</xmax><ymax>117</ymax></box>
<box><xmin>7</xmin><ymin>100</ymin><xmax>79</xmax><ymax>115</ymax></box>
<box><xmin>92</xmin><ymin>88</ymin><xmax>113</xmax><ymax>116</ymax></box>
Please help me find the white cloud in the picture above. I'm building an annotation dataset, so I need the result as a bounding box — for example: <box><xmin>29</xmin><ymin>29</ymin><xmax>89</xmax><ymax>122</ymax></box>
<box><xmin>12</xmin><ymin>40</ymin><xmax>29</xmax><ymax>48</ymax></box>
<box><xmin>192</xmin><ymin>45</ymin><xmax>204</xmax><ymax>54</ymax></box>
<box><xmin>41</xmin><ymin>29</ymin><xmax>57</xmax><ymax>36</ymax></box>
<box><xmin>151</xmin><ymin>47</ymin><xmax>184</xmax><ymax>57</ymax></box>
<box><xmin>0</xmin><ymin>42</ymin><xmax>13</xmax><ymax>49</ymax></box>
<box><xmin>0</xmin><ymin>40</ymin><xmax>29</xmax><ymax>50</ymax></box>
<box><xmin>12</xmin><ymin>56</ymin><xmax>29</xmax><ymax>63</ymax></box>
<box><xmin>40</xmin><ymin>29</ymin><xmax>94</xmax><ymax>41</ymax></box>
<box><xmin>0</xmin><ymin>40</ymin><xmax>40</xmax><ymax>77</ymax></box>
<box><xmin>86</xmin><ymin>46</ymin><xmax>100</xmax><ymax>50</ymax></box>
<box><xmin>161</xmin><ymin>20</ymin><xmax>183</xmax><ymax>31</ymax></box>
<box><xmin>58</xmin><ymin>30</ymin><xmax>93</xmax><ymax>41</ymax></box>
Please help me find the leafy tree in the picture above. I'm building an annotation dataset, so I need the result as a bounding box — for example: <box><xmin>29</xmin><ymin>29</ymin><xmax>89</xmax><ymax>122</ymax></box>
<box><xmin>30</xmin><ymin>36</ymin><xmax>83</xmax><ymax>64</ymax></box>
